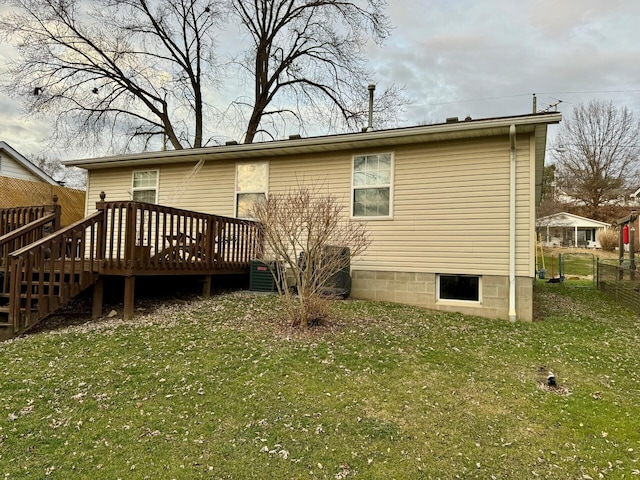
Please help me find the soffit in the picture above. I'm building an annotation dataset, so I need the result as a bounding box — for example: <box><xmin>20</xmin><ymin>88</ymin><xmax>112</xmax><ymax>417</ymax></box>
<box><xmin>65</xmin><ymin>113</ymin><xmax>561</xmax><ymax>170</ymax></box>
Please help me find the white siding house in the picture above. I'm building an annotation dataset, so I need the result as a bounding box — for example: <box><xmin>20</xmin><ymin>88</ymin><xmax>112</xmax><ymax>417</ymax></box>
<box><xmin>0</xmin><ymin>141</ymin><xmax>57</xmax><ymax>184</ymax></box>
<box><xmin>536</xmin><ymin>212</ymin><xmax>610</xmax><ymax>248</ymax></box>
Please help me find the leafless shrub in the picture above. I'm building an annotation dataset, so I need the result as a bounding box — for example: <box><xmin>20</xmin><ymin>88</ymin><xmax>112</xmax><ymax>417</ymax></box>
<box><xmin>597</xmin><ymin>229</ymin><xmax>618</xmax><ymax>252</ymax></box>
<box><xmin>251</xmin><ymin>185</ymin><xmax>370</xmax><ymax>327</ymax></box>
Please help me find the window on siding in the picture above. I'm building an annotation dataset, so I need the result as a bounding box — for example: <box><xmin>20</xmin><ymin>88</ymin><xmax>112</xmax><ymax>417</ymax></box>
<box><xmin>352</xmin><ymin>153</ymin><xmax>392</xmax><ymax>217</ymax></box>
<box><xmin>236</xmin><ymin>162</ymin><xmax>268</xmax><ymax>218</ymax></box>
<box><xmin>438</xmin><ymin>274</ymin><xmax>481</xmax><ymax>302</ymax></box>
<box><xmin>132</xmin><ymin>170</ymin><xmax>158</xmax><ymax>203</ymax></box>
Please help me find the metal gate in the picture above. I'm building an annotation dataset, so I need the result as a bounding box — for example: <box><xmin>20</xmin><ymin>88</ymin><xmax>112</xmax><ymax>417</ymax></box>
<box><xmin>558</xmin><ymin>253</ymin><xmax>598</xmax><ymax>287</ymax></box>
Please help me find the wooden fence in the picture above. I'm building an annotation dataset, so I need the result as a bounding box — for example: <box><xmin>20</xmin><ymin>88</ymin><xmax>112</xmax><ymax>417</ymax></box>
<box><xmin>0</xmin><ymin>176</ymin><xmax>85</xmax><ymax>226</ymax></box>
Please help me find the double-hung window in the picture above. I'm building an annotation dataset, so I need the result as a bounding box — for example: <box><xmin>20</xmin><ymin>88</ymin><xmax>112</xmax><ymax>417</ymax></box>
<box><xmin>236</xmin><ymin>161</ymin><xmax>268</xmax><ymax>218</ymax></box>
<box><xmin>132</xmin><ymin>170</ymin><xmax>158</xmax><ymax>203</ymax></box>
<box><xmin>352</xmin><ymin>153</ymin><xmax>393</xmax><ymax>218</ymax></box>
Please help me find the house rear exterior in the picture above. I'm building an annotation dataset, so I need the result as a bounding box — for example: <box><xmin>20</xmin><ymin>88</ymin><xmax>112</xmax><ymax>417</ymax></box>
<box><xmin>66</xmin><ymin>112</ymin><xmax>561</xmax><ymax>322</ymax></box>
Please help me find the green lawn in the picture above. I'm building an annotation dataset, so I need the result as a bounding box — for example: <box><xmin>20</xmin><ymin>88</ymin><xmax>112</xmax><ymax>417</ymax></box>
<box><xmin>1</xmin><ymin>286</ymin><xmax>640</xmax><ymax>478</ymax></box>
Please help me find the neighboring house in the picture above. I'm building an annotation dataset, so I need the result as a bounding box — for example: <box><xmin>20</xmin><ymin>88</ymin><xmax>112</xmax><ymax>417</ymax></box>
<box><xmin>536</xmin><ymin>212</ymin><xmax>610</xmax><ymax>248</ymax></box>
<box><xmin>554</xmin><ymin>186</ymin><xmax>636</xmax><ymax>208</ymax></box>
<box><xmin>0</xmin><ymin>141</ymin><xmax>86</xmax><ymax>226</ymax></box>
<box><xmin>629</xmin><ymin>187</ymin><xmax>640</xmax><ymax>206</ymax></box>
<box><xmin>65</xmin><ymin>112</ymin><xmax>562</xmax><ymax>322</ymax></box>
<box><xmin>0</xmin><ymin>141</ymin><xmax>58</xmax><ymax>184</ymax></box>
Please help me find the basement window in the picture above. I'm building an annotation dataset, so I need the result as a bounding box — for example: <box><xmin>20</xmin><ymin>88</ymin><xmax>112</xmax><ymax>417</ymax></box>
<box><xmin>437</xmin><ymin>274</ymin><xmax>481</xmax><ymax>303</ymax></box>
<box><xmin>132</xmin><ymin>170</ymin><xmax>158</xmax><ymax>203</ymax></box>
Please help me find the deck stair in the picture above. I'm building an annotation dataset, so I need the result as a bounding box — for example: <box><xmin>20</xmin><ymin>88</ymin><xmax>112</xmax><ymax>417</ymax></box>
<box><xmin>0</xmin><ymin>203</ymin><xmax>62</xmax><ymax>340</ymax></box>
<box><xmin>0</xmin><ymin>196</ymin><xmax>262</xmax><ymax>341</ymax></box>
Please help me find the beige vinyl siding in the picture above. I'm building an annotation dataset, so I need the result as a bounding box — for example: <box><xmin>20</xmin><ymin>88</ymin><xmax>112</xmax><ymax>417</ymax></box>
<box><xmin>156</xmin><ymin>161</ymin><xmax>236</xmax><ymax>216</ymax></box>
<box><xmin>0</xmin><ymin>153</ymin><xmax>41</xmax><ymax>182</ymax></box>
<box><xmin>362</xmin><ymin>136</ymin><xmax>531</xmax><ymax>277</ymax></box>
<box><xmin>86</xmin><ymin>161</ymin><xmax>237</xmax><ymax>216</ymax></box>
<box><xmin>269</xmin><ymin>135</ymin><xmax>533</xmax><ymax>278</ymax></box>
<box><xmin>85</xmin><ymin>133</ymin><xmax>537</xmax><ymax>279</ymax></box>
<box><xmin>86</xmin><ymin>168</ymin><xmax>131</xmax><ymax>213</ymax></box>
<box><xmin>269</xmin><ymin>154</ymin><xmax>351</xmax><ymax>200</ymax></box>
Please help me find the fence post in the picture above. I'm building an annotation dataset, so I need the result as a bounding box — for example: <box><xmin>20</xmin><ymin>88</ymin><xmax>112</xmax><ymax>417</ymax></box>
<box><xmin>50</xmin><ymin>195</ymin><xmax>61</xmax><ymax>232</ymax></box>
<box><xmin>630</xmin><ymin>210</ymin><xmax>636</xmax><ymax>281</ymax></box>
<box><xmin>95</xmin><ymin>192</ymin><xmax>107</xmax><ymax>262</ymax></box>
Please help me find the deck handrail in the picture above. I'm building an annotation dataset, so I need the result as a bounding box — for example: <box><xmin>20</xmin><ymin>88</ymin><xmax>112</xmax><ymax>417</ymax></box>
<box><xmin>8</xmin><ymin>211</ymin><xmax>104</xmax><ymax>334</ymax></box>
<box><xmin>96</xmin><ymin>200</ymin><xmax>262</xmax><ymax>275</ymax></box>
<box><xmin>0</xmin><ymin>202</ymin><xmax>61</xmax><ymax>237</ymax></box>
<box><xmin>0</xmin><ymin>213</ymin><xmax>60</xmax><ymax>294</ymax></box>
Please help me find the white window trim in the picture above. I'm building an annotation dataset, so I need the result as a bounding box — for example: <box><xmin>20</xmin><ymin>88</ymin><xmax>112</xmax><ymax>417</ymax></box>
<box><xmin>351</xmin><ymin>152</ymin><xmax>394</xmax><ymax>220</ymax></box>
<box><xmin>234</xmin><ymin>161</ymin><xmax>269</xmax><ymax>219</ymax></box>
<box><xmin>436</xmin><ymin>274</ymin><xmax>483</xmax><ymax>305</ymax></box>
<box><xmin>131</xmin><ymin>169</ymin><xmax>159</xmax><ymax>204</ymax></box>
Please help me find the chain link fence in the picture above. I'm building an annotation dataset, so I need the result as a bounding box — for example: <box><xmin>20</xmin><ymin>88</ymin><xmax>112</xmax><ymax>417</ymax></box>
<box><xmin>0</xmin><ymin>176</ymin><xmax>85</xmax><ymax>226</ymax></box>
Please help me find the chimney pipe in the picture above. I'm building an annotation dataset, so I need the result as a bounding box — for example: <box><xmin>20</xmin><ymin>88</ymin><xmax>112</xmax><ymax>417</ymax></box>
<box><xmin>367</xmin><ymin>84</ymin><xmax>376</xmax><ymax>131</ymax></box>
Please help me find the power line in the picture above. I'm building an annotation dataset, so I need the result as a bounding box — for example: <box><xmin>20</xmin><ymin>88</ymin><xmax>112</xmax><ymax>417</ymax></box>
<box><xmin>412</xmin><ymin>89</ymin><xmax>640</xmax><ymax>108</ymax></box>
<box><xmin>536</xmin><ymin>89</ymin><xmax>640</xmax><ymax>95</ymax></box>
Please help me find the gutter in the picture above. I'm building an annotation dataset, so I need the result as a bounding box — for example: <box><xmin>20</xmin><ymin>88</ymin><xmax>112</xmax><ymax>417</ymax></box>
<box><xmin>509</xmin><ymin>124</ymin><xmax>517</xmax><ymax>322</ymax></box>
<box><xmin>64</xmin><ymin>113</ymin><xmax>562</xmax><ymax>169</ymax></box>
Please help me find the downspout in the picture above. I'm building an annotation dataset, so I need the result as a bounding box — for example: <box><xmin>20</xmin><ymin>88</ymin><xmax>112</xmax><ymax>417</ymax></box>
<box><xmin>509</xmin><ymin>125</ymin><xmax>517</xmax><ymax>322</ymax></box>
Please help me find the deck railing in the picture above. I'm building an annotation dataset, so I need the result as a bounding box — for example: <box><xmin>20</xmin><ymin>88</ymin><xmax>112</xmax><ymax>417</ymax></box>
<box><xmin>3</xmin><ymin>198</ymin><xmax>262</xmax><ymax>335</ymax></box>
<box><xmin>0</xmin><ymin>213</ymin><xmax>61</xmax><ymax>294</ymax></box>
<box><xmin>8</xmin><ymin>211</ymin><xmax>103</xmax><ymax>333</ymax></box>
<box><xmin>0</xmin><ymin>202</ymin><xmax>60</xmax><ymax>237</ymax></box>
<box><xmin>97</xmin><ymin>199</ymin><xmax>262</xmax><ymax>275</ymax></box>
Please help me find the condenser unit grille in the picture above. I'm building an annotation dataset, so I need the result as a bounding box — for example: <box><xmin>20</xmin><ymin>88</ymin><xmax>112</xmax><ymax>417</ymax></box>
<box><xmin>249</xmin><ymin>260</ymin><xmax>280</xmax><ymax>292</ymax></box>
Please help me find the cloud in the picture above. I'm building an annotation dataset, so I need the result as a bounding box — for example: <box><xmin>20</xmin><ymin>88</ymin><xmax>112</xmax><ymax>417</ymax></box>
<box><xmin>0</xmin><ymin>0</ymin><xmax>639</xmax><ymax>158</ymax></box>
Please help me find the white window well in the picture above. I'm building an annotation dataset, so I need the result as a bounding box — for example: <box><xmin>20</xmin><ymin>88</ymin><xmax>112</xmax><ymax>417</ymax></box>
<box><xmin>437</xmin><ymin>274</ymin><xmax>481</xmax><ymax>303</ymax></box>
<box><xmin>132</xmin><ymin>170</ymin><xmax>158</xmax><ymax>204</ymax></box>
<box><xmin>352</xmin><ymin>153</ymin><xmax>393</xmax><ymax>218</ymax></box>
<box><xmin>236</xmin><ymin>161</ymin><xmax>268</xmax><ymax>218</ymax></box>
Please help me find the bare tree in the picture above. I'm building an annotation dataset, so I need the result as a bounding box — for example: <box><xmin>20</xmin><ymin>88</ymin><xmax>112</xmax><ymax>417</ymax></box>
<box><xmin>227</xmin><ymin>0</ymin><xmax>406</xmax><ymax>143</ymax></box>
<box><xmin>251</xmin><ymin>185</ymin><xmax>370</xmax><ymax>327</ymax></box>
<box><xmin>1</xmin><ymin>0</ymin><xmax>405</xmax><ymax>153</ymax></box>
<box><xmin>0</xmin><ymin>0</ymin><xmax>222</xmax><ymax>152</ymax></box>
<box><xmin>553</xmin><ymin>100</ymin><xmax>640</xmax><ymax>220</ymax></box>
<box><xmin>31</xmin><ymin>155</ymin><xmax>87</xmax><ymax>189</ymax></box>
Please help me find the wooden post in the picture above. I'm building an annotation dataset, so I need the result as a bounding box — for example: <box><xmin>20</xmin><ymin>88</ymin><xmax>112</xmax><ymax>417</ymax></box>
<box><xmin>202</xmin><ymin>275</ymin><xmax>212</xmax><ymax>298</ymax></box>
<box><xmin>616</xmin><ymin>210</ymin><xmax>639</xmax><ymax>281</ymax></box>
<box><xmin>124</xmin><ymin>276</ymin><xmax>135</xmax><ymax>320</ymax></box>
<box><xmin>124</xmin><ymin>202</ymin><xmax>137</xmax><ymax>273</ymax></box>
<box><xmin>619</xmin><ymin>226</ymin><xmax>624</xmax><ymax>265</ymax></box>
<box><xmin>92</xmin><ymin>278</ymin><xmax>104</xmax><ymax>319</ymax></box>
<box><xmin>630</xmin><ymin>210</ymin><xmax>637</xmax><ymax>281</ymax></box>
<box><xmin>50</xmin><ymin>195</ymin><xmax>61</xmax><ymax>232</ymax></box>
<box><xmin>205</xmin><ymin>218</ymin><xmax>215</xmax><ymax>268</ymax></box>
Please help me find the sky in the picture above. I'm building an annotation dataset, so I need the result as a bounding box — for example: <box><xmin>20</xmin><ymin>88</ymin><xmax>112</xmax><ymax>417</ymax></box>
<box><xmin>0</xmin><ymin>0</ymin><xmax>639</xmax><ymax>161</ymax></box>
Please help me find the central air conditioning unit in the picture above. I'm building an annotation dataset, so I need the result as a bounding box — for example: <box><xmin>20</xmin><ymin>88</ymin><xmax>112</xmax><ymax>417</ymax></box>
<box><xmin>249</xmin><ymin>259</ymin><xmax>282</xmax><ymax>293</ymax></box>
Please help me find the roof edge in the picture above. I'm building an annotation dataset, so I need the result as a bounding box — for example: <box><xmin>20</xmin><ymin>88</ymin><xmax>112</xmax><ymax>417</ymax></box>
<box><xmin>64</xmin><ymin>112</ymin><xmax>562</xmax><ymax>169</ymax></box>
<box><xmin>0</xmin><ymin>141</ymin><xmax>58</xmax><ymax>185</ymax></box>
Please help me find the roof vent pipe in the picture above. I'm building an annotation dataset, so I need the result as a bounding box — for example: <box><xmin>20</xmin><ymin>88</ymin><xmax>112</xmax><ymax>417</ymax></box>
<box><xmin>367</xmin><ymin>84</ymin><xmax>375</xmax><ymax>131</ymax></box>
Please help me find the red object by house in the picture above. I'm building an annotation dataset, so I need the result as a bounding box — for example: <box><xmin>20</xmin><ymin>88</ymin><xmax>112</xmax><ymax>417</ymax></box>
<box><xmin>623</xmin><ymin>224</ymin><xmax>630</xmax><ymax>244</ymax></box>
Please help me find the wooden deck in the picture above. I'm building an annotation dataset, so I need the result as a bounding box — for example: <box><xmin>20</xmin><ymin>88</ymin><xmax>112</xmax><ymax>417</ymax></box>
<box><xmin>0</xmin><ymin>196</ymin><xmax>262</xmax><ymax>340</ymax></box>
